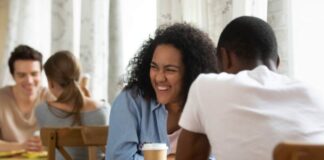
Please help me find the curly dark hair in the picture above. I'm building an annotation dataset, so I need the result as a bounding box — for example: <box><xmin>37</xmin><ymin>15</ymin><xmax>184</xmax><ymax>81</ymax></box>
<box><xmin>125</xmin><ymin>23</ymin><xmax>217</xmax><ymax>104</ymax></box>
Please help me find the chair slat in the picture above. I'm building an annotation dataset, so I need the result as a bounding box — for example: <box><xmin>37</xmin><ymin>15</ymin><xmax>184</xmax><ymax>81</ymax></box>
<box><xmin>273</xmin><ymin>141</ymin><xmax>324</xmax><ymax>160</ymax></box>
<box><xmin>41</xmin><ymin>126</ymin><xmax>108</xmax><ymax>160</ymax></box>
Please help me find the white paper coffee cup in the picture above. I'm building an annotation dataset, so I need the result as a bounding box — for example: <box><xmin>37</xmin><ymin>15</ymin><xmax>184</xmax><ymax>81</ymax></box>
<box><xmin>142</xmin><ymin>143</ymin><xmax>168</xmax><ymax>160</ymax></box>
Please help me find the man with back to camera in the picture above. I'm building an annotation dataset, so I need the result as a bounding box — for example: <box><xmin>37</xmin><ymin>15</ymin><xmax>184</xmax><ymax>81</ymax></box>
<box><xmin>176</xmin><ymin>16</ymin><xmax>324</xmax><ymax>160</ymax></box>
<box><xmin>0</xmin><ymin>45</ymin><xmax>52</xmax><ymax>152</ymax></box>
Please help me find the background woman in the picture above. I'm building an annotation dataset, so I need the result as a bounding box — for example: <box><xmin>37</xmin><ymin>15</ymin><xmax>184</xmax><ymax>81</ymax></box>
<box><xmin>106</xmin><ymin>23</ymin><xmax>217</xmax><ymax>160</ymax></box>
<box><xmin>36</xmin><ymin>51</ymin><xmax>110</xmax><ymax>160</ymax></box>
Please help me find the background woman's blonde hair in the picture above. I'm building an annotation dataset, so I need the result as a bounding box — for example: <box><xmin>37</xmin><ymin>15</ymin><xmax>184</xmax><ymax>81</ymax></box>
<box><xmin>44</xmin><ymin>50</ymin><xmax>84</xmax><ymax>125</ymax></box>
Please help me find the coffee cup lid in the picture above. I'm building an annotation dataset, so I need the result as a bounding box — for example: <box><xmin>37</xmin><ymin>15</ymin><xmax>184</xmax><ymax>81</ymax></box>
<box><xmin>142</xmin><ymin>143</ymin><xmax>168</xmax><ymax>150</ymax></box>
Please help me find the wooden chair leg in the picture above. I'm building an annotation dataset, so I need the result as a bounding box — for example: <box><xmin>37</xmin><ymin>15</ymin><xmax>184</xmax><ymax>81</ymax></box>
<box><xmin>88</xmin><ymin>146</ymin><xmax>98</xmax><ymax>160</ymax></box>
<box><xmin>58</xmin><ymin>146</ymin><xmax>73</xmax><ymax>160</ymax></box>
<box><xmin>42</xmin><ymin>126</ymin><xmax>109</xmax><ymax>160</ymax></box>
<box><xmin>48</xmin><ymin>131</ymin><xmax>56</xmax><ymax>160</ymax></box>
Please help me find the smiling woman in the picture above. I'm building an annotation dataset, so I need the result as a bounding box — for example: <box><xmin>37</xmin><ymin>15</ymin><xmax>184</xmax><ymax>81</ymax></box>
<box><xmin>150</xmin><ymin>44</ymin><xmax>185</xmax><ymax>106</ymax></box>
<box><xmin>106</xmin><ymin>23</ymin><xmax>217</xmax><ymax>160</ymax></box>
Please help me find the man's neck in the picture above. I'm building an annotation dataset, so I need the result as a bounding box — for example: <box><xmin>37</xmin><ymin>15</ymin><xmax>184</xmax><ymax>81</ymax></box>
<box><xmin>255</xmin><ymin>60</ymin><xmax>278</xmax><ymax>72</ymax></box>
<box><xmin>12</xmin><ymin>86</ymin><xmax>37</xmax><ymax>107</ymax></box>
<box><xmin>236</xmin><ymin>59</ymin><xmax>278</xmax><ymax>73</ymax></box>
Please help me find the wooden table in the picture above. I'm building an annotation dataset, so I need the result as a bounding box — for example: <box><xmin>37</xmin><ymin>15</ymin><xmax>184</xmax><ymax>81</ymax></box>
<box><xmin>0</xmin><ymin>151</ymin><xmax>47</xmax><ymax>160</ymax></box>
<box><xmin>0</xmin><ymin>157</ymin><xmax>46</xmax><ymax>160</ymax></box>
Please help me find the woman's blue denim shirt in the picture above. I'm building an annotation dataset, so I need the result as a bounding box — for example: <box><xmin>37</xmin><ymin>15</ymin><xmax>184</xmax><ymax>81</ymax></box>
<box><xmin>106</xmin><ymin>88</ymin><xmax>169</xmax><ymax>160</ymax></box>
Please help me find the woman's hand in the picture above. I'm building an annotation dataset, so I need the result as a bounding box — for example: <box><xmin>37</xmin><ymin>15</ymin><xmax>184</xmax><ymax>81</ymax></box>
<box><xmin>79</xmin><ymin>75</ymin><xmax>91</xmax><ymax>97</ymax></box>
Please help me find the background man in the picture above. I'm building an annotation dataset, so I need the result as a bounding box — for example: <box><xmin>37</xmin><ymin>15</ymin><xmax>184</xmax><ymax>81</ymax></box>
<box><xmin>0</xmin><ymin>45</ymin><xmax>51</xmax><ymax>151</ymax></box>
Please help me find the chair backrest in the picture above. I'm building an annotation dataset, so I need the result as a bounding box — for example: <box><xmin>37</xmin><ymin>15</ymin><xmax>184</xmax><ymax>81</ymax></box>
<box><xmin>273</xmin><ymin>141</ymin><xmax>324</xmax><ymax>160</ymax></box>
<box><xmin>41</xmin><ymin>126</ymin><xmax>109</xmax><ymax>160</ymax></box>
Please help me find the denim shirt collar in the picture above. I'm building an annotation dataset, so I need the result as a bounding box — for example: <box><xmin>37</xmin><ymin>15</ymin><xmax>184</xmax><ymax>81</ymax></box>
<box><xmin>150</xmin><ymin>99</ymin><xmax>165</xmax><ymax>112</ymax></box>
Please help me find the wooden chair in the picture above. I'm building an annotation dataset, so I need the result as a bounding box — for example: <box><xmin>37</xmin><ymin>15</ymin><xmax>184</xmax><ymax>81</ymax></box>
<box><xmin>273</xmin><ymin>141</ymin><xmax>324</xmax><ymax>160</ymax></box>
<box><xmin>40</xmin><ymin>126</ymin><xmax>108</xmax><ymax>160</ymax></box>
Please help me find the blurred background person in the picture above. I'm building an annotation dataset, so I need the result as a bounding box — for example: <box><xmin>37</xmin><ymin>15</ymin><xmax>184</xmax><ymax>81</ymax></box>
<box><xmin>0</xmin><ymin>44</ymin><xmax>52</xmax><ymax>152</ymax></box>
<box><xmin>36</xmin><ymin>50</ymin><xmax>110</xmax><ymax>160</ymax></box>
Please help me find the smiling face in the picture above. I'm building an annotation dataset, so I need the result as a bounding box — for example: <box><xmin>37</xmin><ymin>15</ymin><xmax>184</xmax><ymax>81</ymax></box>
<box><xmin>12</xmin><ymin>60</ymin><xmax>41</xmax><ymax>98</ymax></box>
<box><xmin>150</xmin><ymin>44</ymin><xmax>185</xmax><ymax>105</ymax></box>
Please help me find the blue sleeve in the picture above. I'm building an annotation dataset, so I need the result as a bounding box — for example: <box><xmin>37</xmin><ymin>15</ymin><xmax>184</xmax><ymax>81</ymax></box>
<box><xmin>90</xmin><ymin>106</ymin><xmax>110</xmax><ymax>125</ymax></box>
<box><xmin>106</xmin><ymin>90</ymin><xmax>144</xmax><ymax>160</ymax></box>
<box><xmin>101</xmin><ymin>106</ymin><xmax>110</xmax><ymax>125</ymax></box>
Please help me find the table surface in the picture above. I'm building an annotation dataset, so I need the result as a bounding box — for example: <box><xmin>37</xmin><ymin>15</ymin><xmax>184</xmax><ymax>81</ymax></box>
<box><xmin>0</xmin><ymin>156</ymin><xmax>46</xmax><ymax>160</ymax></box>
<box><xmin>0</xmin><ymin>151</ymin><xmax>47</xmax><ymax>160</ymax></box>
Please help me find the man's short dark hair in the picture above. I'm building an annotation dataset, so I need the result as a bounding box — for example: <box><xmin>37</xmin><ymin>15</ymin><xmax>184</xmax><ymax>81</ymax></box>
<box><xmin>8</xmin><ymin>44</ymin><xmax>43</xmax><ymax>75</ymax></box>
<box><xmin>217</xmin><ymin>16</ymin><xmax>278</xmax><ymax>65</ymax></box>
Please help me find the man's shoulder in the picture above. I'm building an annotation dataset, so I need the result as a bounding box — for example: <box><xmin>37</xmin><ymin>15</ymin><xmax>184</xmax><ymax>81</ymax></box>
<box><xmin>0</xmin><ymin>85</ymin><xmax>11</xmax><ymax>93</ymax></box>
<box><xmin>0</xmin><ymin>86</ymin><xmax>15</xmax><ymax>113</ymax></box>
<box><xmin>38</xmin><ymin>86</ymin><xmax>55</xmax><ymax>101</ymax></box>
<box><xmin>195</xmin><ymin>72</ymin><xmax>236</xmax><ymax>88</ymax></box>
<box><xmin>197</xmin><ymin>72</ymin><xmax>233</xmax><ymax>81</ymax></box>
<box><xmin>0</xmin><ymin>86</ymin><xmax>13</xmax><ymax>101</ymax></box>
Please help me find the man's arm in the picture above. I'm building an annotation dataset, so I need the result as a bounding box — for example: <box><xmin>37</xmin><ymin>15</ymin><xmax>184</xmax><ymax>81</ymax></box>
<box><xmin>176</xmin><ymin>129</ymin><xmax>210</xmax><ymax>160</ymax></box>
<box><xmin>0</xmin><ymin>129</ymin><xmax>23</xmax><ymax>151</ymax></box>
<box><xmin>0</xmin><ymin>137</ymin><xmax>42</xmax><ymax>152</ymax></box>
<box><xmin>0</xmin><ymin>139</ymin><xmax>24</xmax><ymax>151</ymax></box>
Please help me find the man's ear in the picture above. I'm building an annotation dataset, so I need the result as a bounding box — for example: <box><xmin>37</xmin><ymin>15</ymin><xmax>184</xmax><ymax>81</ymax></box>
<box><xmin>276</xmin><ymin>56</ymin><xmax>280</xmax><ymax>68</ymax></box>
<box><xmin>219</xmin><ymin>47</ymin><xmax>232</xmax><ymax>72</ymax></box>
<box><xmin>220</xmin><ymin>48</ymin><xmax>242</xmax><ymax>73</ymax></box>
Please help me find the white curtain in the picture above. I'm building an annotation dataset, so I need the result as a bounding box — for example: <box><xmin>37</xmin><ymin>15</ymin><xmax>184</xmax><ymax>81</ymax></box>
<box><xmin>290</xmin><ymin>0</ymin><xmax>324</xmax><ymax>94</ymax></box>
<box><xmin>267</xmin><ymin>0</ymin><xmax>291</xmax><ymax>75</ymax></box>
<box><xmin>1</xmin><ymin>0</ymin><xmax>157</xmax><ymax>103</ymax></box>
<box><xmin>1</xmin><ymin>0</ymin><xmax>110</xmax><ymax>101</ymax></box>
<box><xmin>79</xmin><ymin>0</ymin><xmax>109</xmax><ymax>101</ymax></box>
<box><xmin>157</xmin><ymin>0</ymin><xmax>267</xmax><ymax>46</ymax></box>
<box><xmin>108</xmin><ymin>0</ymin><xmax>124</xmax><ymax>102</ymax></box>
<box><xmin>51</xmin><ymin>0</ymin><xmax>110</xmax><ymax>101</ymax></box>
<box><xmin>108</xmin><ymin>0</ymin><xmax>157</xmax><ymax>102</ymax></box>
<box><xmin>0</xmin><ymin>0</ymin><xmax>51</xmax><ymax>86</ymax></box>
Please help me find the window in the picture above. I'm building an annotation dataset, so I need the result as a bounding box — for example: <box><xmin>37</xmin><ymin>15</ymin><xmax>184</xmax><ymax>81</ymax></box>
<box><xmin>120</xmin><ymin>0</ymin><xmax>157</xmax><ymax>70</ymax></box>
<box><xmin>291</xmin><ymin>0</ymin><xmax>324</xmax><ymax>94</ymax></box>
